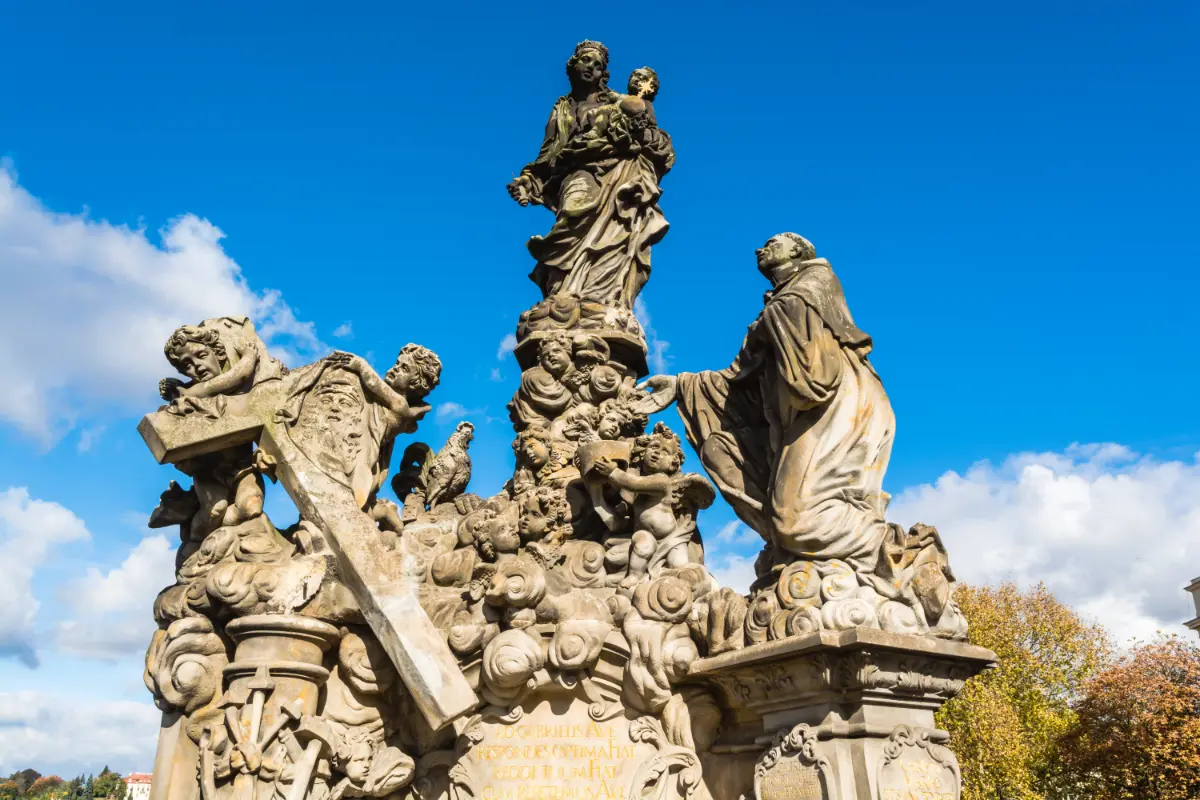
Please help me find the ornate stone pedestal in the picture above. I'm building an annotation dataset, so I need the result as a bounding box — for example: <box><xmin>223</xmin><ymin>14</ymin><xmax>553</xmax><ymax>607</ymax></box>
<box><xmin>690</xmin><ymin>630</ymin><xmax>996</xmax><ymax>800</ymax></box>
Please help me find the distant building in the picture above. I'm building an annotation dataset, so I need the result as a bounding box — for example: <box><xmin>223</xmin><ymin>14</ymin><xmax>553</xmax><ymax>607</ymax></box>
<box><xmin>1188</xmin><ymin>577</ymin><xmax>1200</xmax><ymax>639</ymax></box>
<box><xmin>124</xmin><ymin>774</ymin><xmax>152</xmax><ymax>800</ymax></box>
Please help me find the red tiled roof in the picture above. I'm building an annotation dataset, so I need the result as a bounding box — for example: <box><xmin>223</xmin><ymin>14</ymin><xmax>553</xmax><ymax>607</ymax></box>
<box><xmin>124</xmin><ymin>775</ymin><xmax>153</xmax><ymax>784</ymax></box>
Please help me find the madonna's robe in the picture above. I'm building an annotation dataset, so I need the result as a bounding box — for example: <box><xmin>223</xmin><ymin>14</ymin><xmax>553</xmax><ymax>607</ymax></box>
<box><xmin>675</xmin><ymin>259</ymin><xmax>895</xmax><ymax>573</ymax></box>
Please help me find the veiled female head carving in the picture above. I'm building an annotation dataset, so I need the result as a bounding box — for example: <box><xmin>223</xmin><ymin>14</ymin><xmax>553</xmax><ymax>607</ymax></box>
<box><xmin>566</xmin><ymin>40</ymin><xmax>610</xmax><ymax>93</ymax></box>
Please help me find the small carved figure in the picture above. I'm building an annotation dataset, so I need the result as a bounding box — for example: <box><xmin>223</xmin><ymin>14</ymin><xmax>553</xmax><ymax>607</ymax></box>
<box><xmin>509</xmin><ymin>333</ymin><xmax>576</xmax><ymax>427</ymax></box>
<box><xmin>590</xmin><ymin>422</ymin><xmax>714</xmax><ymax>589</ymax></box>
<box><xmin>517</xmin><ymin>485</ymin><xmax>572</xmax><ymax>547</ymax></box>
<box><xmin>160</xmin><ymin>316</ymin><xmax>285</xmax><ymax>412</ymax></box>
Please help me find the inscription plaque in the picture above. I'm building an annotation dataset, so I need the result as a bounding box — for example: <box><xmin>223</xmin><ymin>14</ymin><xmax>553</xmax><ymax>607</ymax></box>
<box><xmin>758</xmin><ymin>757</ymin><xmax>824</xmax><ymax>800</ymax></box>
<box><xmin>465</xmin><ymin>698</ymin><xmax>656</xmax><ymax>800</ymax></box>
<box><xmin>877</xmin><ymin>739</ymin><xmax>959</xmax><ymax>800</ymax></box>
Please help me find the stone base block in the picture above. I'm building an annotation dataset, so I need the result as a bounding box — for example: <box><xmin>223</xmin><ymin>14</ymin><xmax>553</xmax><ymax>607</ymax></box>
<box><xmin>689</xmin><ymin>629</ymin><xmax>996</xmax><ymax>800</ymax></box>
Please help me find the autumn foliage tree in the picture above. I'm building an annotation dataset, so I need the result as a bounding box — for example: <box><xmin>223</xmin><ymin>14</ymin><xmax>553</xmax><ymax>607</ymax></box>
<box><xmin>1056</xmin><ymin>636</ymin><xmax>1200</xmax><ymax>800</ymax></box>
<box><xmin>935</xmin><ymin>582</ymin><xmax>1112</xmax><ymax>800</ymax></box>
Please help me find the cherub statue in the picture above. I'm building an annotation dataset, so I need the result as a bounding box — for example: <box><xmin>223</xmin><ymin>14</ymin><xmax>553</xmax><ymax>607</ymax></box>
<box><xmin>509</xmin><ymin>333</ymin><xmax>577</xmax><ymax>427</ymax></box>
<box><xmin>589</xmin><ymin>422</ymin><xmax>715</xmax><ymax>589</ymax></box>
<box><xmin>160</xmin><ymin>316</ymin><xmax>285</xmax><ymax>413</ymax></box>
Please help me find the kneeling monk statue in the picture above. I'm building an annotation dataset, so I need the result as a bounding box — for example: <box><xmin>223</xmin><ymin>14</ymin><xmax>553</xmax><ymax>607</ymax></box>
<box><xmin>639</xmin><ymin>233</ymin><xmax>894</xmax><ymax>576</ymax></box>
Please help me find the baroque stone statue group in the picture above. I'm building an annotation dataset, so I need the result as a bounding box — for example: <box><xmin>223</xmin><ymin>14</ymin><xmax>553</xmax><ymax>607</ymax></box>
<box><xmin>138</xmin><ymin>41</ymin><xmax>995</xmax><ymax>800</ymax></box>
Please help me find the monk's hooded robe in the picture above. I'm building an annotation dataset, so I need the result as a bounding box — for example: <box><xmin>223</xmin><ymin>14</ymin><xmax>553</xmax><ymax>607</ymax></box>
<box><xmin>675</xmin><ymin>258</ymin><xmax>895</xmax><ymax>573</ymax></box>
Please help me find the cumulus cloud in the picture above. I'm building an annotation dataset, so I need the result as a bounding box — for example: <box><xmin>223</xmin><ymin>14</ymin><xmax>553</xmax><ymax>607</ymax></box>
<box><xmin>435</xmin><ymin>401</ymin><xmax>486</xmax><ymax>424</ymax></box>
<box><xmin>496</xmin><ymin>333</ymin><xmax>518</xmax><ymax>360</ymax></box>
<box><xmin>633</xmin><ymin>297</ymin><xmax>671</xmax><ymax>375</ymax></box>
<box><xmin>889</xmin><ymin>443</ymin><xmax>1200</xmax><ymax>644</ymax></box>
<box><xmin>332</xmin><ymin>322</ymin><xmax>353</xmax><ymax>339</ymax></box>
<box><xmin>0</xmin><ymin>691</ymin><xmax>159</xmax><ymax>774</ymax></box>
<box><xmin>708</xmin><ymin>553</ymin><xmax>758</xmax><ymax>594</ymax></box>
<box><xmin>0</xmin><ymin>165</ymin><xmax>323</xmax><ymax>441</ymax></box>
<box><xmin>0</xmin><ymin>488</ymin><xmax>91</xmax><ymax>667</ymax></box>
<box><xmin>52</xmin><ymin>535</ymin><xmax>176</xmax><ymax>660</ymax></box>
<box><xmin>705</xmin><ymin>520</ymin><xmax>764</xmax><ymax>592</ymax></box>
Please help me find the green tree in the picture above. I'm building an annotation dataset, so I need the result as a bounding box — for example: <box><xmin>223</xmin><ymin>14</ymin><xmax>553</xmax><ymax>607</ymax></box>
<box><xmin>92</xmin><ymin>770</ymin><xmax>124</xmax><ymax>800</ymax></box>
<box><xmin>0</xmin><ymin>781</ymin><xmax>21</xmax><ymax>800</ymax></box>
<box><xmin>83</xmin><ymin>776</ymin><xmax>94</xmax><ymax>800</ymax></box>
<box><xmin>936</xmin><ymin>582</ymin><xmax>1112</xmax><ymax>800</ymax></box>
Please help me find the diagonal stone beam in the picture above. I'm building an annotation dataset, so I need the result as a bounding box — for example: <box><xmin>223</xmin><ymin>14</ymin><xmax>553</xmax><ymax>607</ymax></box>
<box><xmin>138</xmin><ymin>385</ymin><xmax>478</xmax><ymax>730</ymax></box>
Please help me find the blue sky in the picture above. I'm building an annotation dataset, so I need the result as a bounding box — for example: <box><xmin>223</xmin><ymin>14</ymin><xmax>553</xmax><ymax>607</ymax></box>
<box><xmin>1</xmin><ymin>0</ymin><xmax>1198</xmax><ymax>776</ymax></box>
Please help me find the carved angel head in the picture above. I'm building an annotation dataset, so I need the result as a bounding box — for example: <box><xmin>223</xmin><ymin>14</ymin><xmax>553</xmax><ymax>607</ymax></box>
<box><xmin>536</xmin><ymin>332</ymin><xmax>574</xmax><ymax>380</ymax></box>
<box><xmin>632</xmin><ymin>421</ymin><xmax>684</xmax><ymax>475</ymax></box>
<box><xmin>597</xmin><ymin>397</ymin><xmax>648</xmax><ymax>441</ymax></box>
<box><xmin>628</xmin><ymin>67</ymin><xmax>659</xmax><ymax>101</ymax></box>
<box><xmin>165</xmin><ymin>325</ymin><xmax>228</xmax><ymax>382</ymax></box>
<box><xmin>517</xmin><ymin>485</ymin><xmax>571</xmax><ymax>543</ymax></box>
<box><xmin>513</xmin><ymin>425</ymin><xmax>552</xmax><ymax>470</ymax></box>
<box><xmin>386</xmin><ymin>344</ymin><xmax>442</xmax><ymax>400</ymax></box>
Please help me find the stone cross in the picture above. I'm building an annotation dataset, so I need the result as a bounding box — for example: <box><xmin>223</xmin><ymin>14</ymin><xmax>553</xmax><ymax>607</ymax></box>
<box><xmin>138</xmin><ymin>381</ymin><xmax>478</xmax><ymax>730</ymax></box>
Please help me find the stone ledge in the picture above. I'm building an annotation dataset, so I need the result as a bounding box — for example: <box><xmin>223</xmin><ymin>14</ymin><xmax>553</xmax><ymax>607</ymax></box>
<box><xmin>689</xmin><ymin>628</ymin><xmax>996</xmax><ymax>677</ymax></box>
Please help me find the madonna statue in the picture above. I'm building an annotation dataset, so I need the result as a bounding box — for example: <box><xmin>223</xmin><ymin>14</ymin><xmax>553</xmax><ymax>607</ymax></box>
<box><xmin>506</xmin><ymin>41</ymin><xmax>673</xmax><ymax>310</ymax></box>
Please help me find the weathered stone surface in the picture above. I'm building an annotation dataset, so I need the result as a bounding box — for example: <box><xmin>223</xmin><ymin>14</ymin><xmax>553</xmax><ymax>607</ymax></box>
<box><xmin>639</xmin><ymin>234</ymin><xmax>968</xmax><ymax>644</ymax></box>
<box><xmin>689</xmin><ymin>632</ymin><xmax>994</xmax><ymax>799</ymax></box>
<box><xmin>135</xmin><ymin>39</ymin><xmax>993</xmax><ymax>800</ymax></box>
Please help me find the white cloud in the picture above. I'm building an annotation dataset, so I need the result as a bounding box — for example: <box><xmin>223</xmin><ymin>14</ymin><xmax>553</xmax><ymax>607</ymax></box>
<box><xmin>0</xmin><ymin>164</ymin><xmax>323</xmax><ymax>441</ymax></box>
<box><xmin>496</xmin><ymin>333</ymin><xmax>518</xmax><ymax>360</ymax></box>
<box><xmin>52</xmin><ymin>535</ymin><xmax>176</xmax><ymax>661</ymax></box>
<box><xmin>888</xmin><ymin>443</ymin><xmax>1200</xmax><ymax>645</ymax></box>
<box><xmin>708</xmin><ymin>553</ymin><xmax>757</xmax><ymax>594</ymax></box>
<box><xmin>489</xmin><ymin>367</ymin><xmax>504</xmax><ymax>382</ymax></box>
<box><xmin>713</xmin><ymin>520</ymin><xmax>761</xmax><ymax>548</ymax></box>
<box><xmin>332</xmin><ymin>321</ymin><xmax>353</xmax><ymax>339</ymax></box>
<box><xmin>0</xmin><ymin>691</ymin><xmax>159</xmax><ymax>775</ymax></box>
<box><xmin>76</xmin><ymin>425</ymin><xmax>105</xmax><ymax>453</ymax></box>
<box><xmin>0</xmin><ymin>488</ymin><xmax>91</xmax><ymax>667</ymax></box>
<box><xmin>633</xmin><ymin>297</ymin><xmax>671</xmax><ymax>374</ymax></box>
<box><xmin>435</xmin><ymin>401</ymin><xmax>484</xmax><ymax>423</ymax></box>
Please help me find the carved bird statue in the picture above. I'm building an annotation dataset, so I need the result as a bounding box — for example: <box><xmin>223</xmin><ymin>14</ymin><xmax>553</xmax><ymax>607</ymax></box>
<box><xmin>425</xmin><ymin>421</ymin><xmax>475</xmax><ymax>508</ymax></box>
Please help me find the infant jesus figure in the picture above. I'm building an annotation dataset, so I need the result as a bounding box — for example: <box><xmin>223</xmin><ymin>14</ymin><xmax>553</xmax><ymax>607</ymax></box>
<box><xmin>589</xmin><ymin>422</ymin><xmax>714</xmax><ymax>590</ymax></box>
